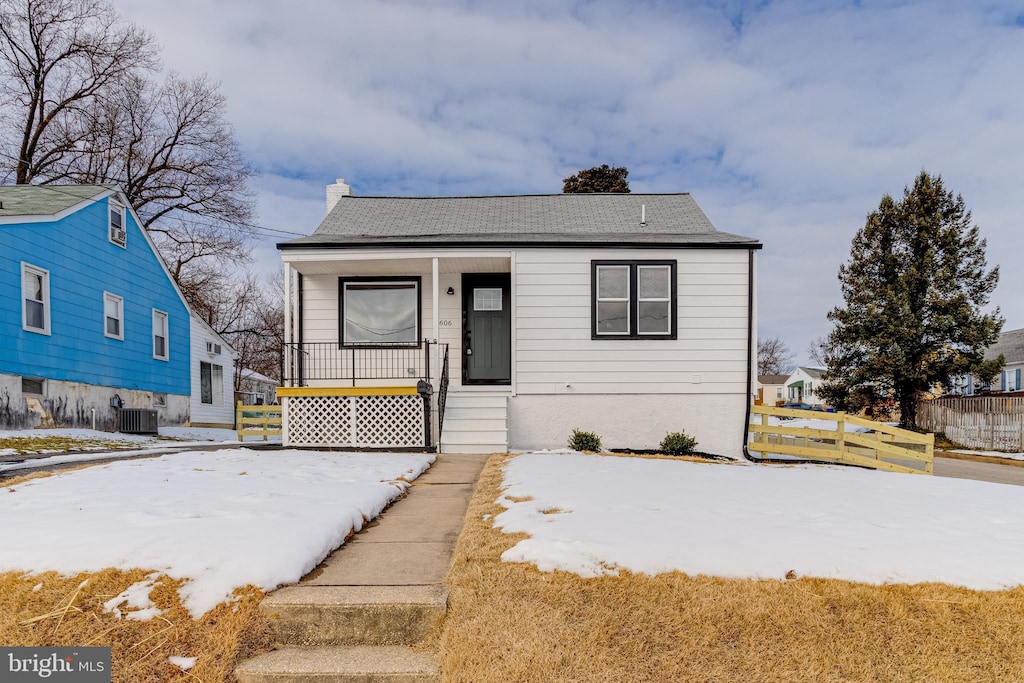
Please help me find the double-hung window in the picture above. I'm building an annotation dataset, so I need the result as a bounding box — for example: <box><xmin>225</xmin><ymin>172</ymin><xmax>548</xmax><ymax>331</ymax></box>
<box><xmin>592</xmin><ymin>260</ymin><xmax>676</xmax><ymax>339</ymax></box>
<box><xmin>339</xmin><ymin>277</ymin><xmax>421</xmax><ymax>346</ymax></box>
<box><xmin>21</xmin><ymin>262</ymin><xmax>50</xmax><ymax>334</ymax></box>
<box><xmin>109</xmin><ymin>200</ymin><xmax>126</xmax><ymax>247</ymax></box>
<box><xmin>153</xmin><ymin>309</ymin><xmax>168</xmax><ymax>360</ymax></box>
<box><xmin>104</xmin><ymin>292</ymin><xmax>124</xmax><ymax>340</ymax></box>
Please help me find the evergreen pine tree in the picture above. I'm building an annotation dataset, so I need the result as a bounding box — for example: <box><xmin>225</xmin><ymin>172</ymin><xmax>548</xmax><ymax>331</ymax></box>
<box><xmin>819</xmin><ymin>171</ymin><xmax>1003</xmax><ymax>427</ymax></box>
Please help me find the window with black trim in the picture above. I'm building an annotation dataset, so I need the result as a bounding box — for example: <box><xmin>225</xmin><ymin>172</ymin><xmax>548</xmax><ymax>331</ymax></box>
<box><xmin>339</xmin><ymin>277</ymin><xmax>421</xmax><ymax>346</ymax></box>
<box><xmin>591</xmin><ymin>260</ymin><xmax>676</xmax><ymax>339</ymax></box>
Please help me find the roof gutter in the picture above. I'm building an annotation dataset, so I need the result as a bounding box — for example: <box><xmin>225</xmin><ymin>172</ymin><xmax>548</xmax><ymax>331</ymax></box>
<box><xmin>278</xmin><ymin>239</ymin><xmax>764</xmax><ymax>251</ymax></box>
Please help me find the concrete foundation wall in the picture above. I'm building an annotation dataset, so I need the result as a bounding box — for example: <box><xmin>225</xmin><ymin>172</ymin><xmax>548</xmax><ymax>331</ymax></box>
<box><xmin>0</xmin><ymin>373</ymin><xmax>188</xmax><ymax>430</ymax></box>
<box><xmin>508</xmin><ymin>393</ymin><xmax>747</xmax><ymax>458</ymax></box>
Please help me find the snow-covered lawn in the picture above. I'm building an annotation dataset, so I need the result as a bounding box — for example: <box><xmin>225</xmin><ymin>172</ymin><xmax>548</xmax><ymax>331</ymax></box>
<box><xmin>495</xmin><ymin>452</ymin><xmax>1024</xmax><ymax>590</ymax></box>
<box><xmin>1</xmin><ymin>449</ymin><xmax>433</xmax><ymax>617</ymax></box>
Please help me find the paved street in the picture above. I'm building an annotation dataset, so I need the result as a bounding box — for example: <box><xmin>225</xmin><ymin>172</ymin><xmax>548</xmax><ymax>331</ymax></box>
<box><xmin>933</xmin><ymin>456</ymin><xmax>1024</xmax><ymax>487</ymax></box>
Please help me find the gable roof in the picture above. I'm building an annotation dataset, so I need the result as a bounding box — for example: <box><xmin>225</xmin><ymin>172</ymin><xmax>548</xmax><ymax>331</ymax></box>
<box><xmin>0</xmin><ymin>184</ymin><xmax>116</xmax><ymax>218</ymax></box>
<box><xmin>0</xmin><ymin>183</ymin><xmax>236</xmax><ymax>356</ymax></box>
<box><xmin>758</xmin><ymin>374</ymin><xmax>789</xmax><ymax>385</ymax></box>
<box><xmin>799</xmin><ymin>367</ymin><xmax>825</xmax><ymax>379</ymax></box>
<box><xmin>986</xmin><ymin>328</ymin><xmax>1024</xmax><ymax>365</ymax></box>
<box><xmin>279</xmin><ymin>193</ymin><xmax>760</xmax><ymax>249</ymax></box>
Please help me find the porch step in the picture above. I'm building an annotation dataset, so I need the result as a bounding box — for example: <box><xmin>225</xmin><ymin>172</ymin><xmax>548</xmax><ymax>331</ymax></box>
<box><xmin>443</xmin><ymin>393</ymin><xmax>508</xmax><ymax>409</ymax></box>
<box><xmin>260</xmin><ymin>585</ymin><xmax>447</xmax><ymax>646</ymax></box>
<box><xmin>234</xmin><ymin>645</ymin><xmax>439</xmax><ymax>683</ymax></box>
<box><xmin>439</xmin><ymin>392</ymin><xmax>509</xmax><ymax>454</ymax></box>
<box><xmin>442</xmin><ymin>417</ymin><xmax>507</xmax><ymax>432</ymax></box>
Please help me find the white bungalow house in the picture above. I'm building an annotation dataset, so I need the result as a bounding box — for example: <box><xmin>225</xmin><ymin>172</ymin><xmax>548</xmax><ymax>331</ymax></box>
<box><xmin>277</xmin><ymin>181</ymin><xmax>762</xmax><ymax>456</ymax></box>
<box><xmin>784</xmin><ymin>367</ymin><xmax>827</xmax><ymax>407</ymax></box>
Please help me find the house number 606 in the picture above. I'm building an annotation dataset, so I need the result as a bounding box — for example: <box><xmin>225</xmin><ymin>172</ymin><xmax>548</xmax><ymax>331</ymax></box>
<box><xmin>438</xmin><ymin>320</ymin><xmax>454</xmax><ymax>327</ymax></box>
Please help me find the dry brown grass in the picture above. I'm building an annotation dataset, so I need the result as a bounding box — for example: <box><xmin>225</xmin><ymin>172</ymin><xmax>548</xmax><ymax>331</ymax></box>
<box><xmin>436</xmin><ymin>453</ymin><xmax>1024</xmax><ymax>682</ymax></box>
<box><xmin>0</xmin><ymin>569</ymin><xmax>272</xmax><ymax>682</ymax></box>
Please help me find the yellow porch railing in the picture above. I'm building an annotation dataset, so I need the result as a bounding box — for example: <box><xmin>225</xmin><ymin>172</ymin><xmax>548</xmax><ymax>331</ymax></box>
<box><xmin>236</xmin><ymin>402</ymin><xmax>283</xmax><ymax>442</ymax></box>
<box><xmin>748</xmin><ymin>404</ymin><xmax>934</xmax><ymax>475</ymax></box>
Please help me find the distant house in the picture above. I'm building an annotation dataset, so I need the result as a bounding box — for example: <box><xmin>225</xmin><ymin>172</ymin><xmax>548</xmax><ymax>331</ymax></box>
<box><xmin>237</xmin><ymin>368</ymin><xmax>279</xmax><ymax>405</ymax></box>
<box><xmin>949</xmin><ymin>328</ymin><xmax>1024</xmax><ymax>396</ymax></box>
<box><xmin>756</xmin><ymin>374</ymin><xmax>788</xmax><ymax>406</ymax></box>
<box><xmin>0</xmin><ymin>184</ymin><xmax>235</xmax><ymax>430</ymax></box>
<box><xmin>276</xmin><ymin>181</ymin><xmax>762</xmax><ymax>456</ymax></box>
<box><xmin>784</xmin><ymin>367</ymin><xmax>826</xmax><ymax>407</ymax></box>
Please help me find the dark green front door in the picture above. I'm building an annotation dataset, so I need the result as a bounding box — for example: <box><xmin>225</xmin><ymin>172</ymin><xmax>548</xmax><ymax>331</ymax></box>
<box><xmin>463</xmin><ymin>273</ymin><xmax>511</xmax><ymax>384</ymax></box>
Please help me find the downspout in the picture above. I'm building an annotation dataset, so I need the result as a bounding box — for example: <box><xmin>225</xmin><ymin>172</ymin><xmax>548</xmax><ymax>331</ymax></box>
<box><xmin>742</xmin><ymin>248</ymin><xmax>759</xmax><ymax>462</ymax></box>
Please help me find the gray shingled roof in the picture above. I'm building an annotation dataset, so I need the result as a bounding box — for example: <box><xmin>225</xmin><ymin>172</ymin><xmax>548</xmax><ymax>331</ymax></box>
<box><xmin>279</xmin><ymin>193</ymin><xmax>760</xmax><ymax>249</ymax></box>
<box><xmin>986</xmin><ymin>328</ymin><xmax>1024</xmax><ymax>365</ymax></box>
<box><xmin>0</xmin><ymin>184</ymin><xmax>114</xmax><ymax>217</ymax></box>
<box><xmin>758</xmin><ymin>374</ymin><xmax>790</xmax><ymax>385</ymax></box>
<box><xmin>799</xmin><ymin>367</ymin><xmax>825</xmax><ymax>379</ymax></box>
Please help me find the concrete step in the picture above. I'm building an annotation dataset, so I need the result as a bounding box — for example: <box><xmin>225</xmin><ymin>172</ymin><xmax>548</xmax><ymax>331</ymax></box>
<box><xmin>439</xmin><ymin>442</ymin><xmax>508</xmax><ymax>454</ymax></box>
<box><xmin>261</xmin><ymin>585</ymin><xmax>447</xmax><ymax>646</ymax></box>
<box><xmin>442</xmin><ymin>405</ymin><xmax>507</xmax><ymax>420</ymax></box>
<box><xmin>442</xmin><ymin>417</ymin><xmax>507</xmax><ymax>432</ymax></box>
<box><xmin>439</xmin><ymin>429</ymin><xmax>507</xmax><ymax>446</ymax></box>
<box><xmin>235</xmin><ymin>645</ymin><xmax>439</xmax><ymax>683</ymax></box>
<box><xmin>443</xmin><ymin>393</ymin><xmax>508</xmax><ymax>409</ymax></box>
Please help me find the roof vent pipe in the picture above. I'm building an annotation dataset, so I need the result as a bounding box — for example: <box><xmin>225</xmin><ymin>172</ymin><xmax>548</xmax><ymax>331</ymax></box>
<box><xmin>640</xmin><ymin>203</ymin><xmax>646</xmax><ymax>226</ymax></box>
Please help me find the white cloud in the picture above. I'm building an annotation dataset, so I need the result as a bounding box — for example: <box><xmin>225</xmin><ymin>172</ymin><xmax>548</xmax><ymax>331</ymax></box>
<box><xmin>116</xmin><ymin>0</ymin><xmax>1024</xmax><ymax>357</ymax></box>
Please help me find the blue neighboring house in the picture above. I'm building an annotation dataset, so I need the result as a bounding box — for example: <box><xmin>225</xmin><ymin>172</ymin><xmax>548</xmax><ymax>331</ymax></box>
<box><xmin>0</xmin><ymin>184</ymin><xmax>203</xmax><ymax>430</ymax></box>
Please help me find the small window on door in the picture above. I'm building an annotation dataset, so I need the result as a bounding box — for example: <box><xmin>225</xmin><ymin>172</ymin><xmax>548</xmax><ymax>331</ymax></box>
<box><xmin>473</xmin><ymin>288</ymin><xmax>502</xmax><ymax>311</ymax></box>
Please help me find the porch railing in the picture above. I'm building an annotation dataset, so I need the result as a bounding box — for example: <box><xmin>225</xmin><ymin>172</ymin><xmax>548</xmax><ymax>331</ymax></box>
<box><xmin>283</xmin><ymin>341</ymin><xmax>444</xmax><ymax>386</ymax></box>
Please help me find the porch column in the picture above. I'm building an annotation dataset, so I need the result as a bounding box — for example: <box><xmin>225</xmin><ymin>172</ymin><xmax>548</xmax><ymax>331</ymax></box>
<box><xmin>283</xmin><ymin>263</ymin><xmax>292</xmax><ymax>385</ymax></box>
<box><xmin>432</xmin><ymin>257</ymin><xmax>440</xmax><ymax>385</ymax></box>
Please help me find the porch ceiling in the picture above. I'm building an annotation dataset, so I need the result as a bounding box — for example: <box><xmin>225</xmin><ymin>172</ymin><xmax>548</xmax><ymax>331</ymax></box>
<box><xmin>287</xmin><ymin>255</ymin><xmax>511</xmax><ymax>276</ymax></box>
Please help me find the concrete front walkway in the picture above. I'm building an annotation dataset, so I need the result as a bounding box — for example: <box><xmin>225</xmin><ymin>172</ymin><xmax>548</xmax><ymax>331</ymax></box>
<box><xmin>236</xmin><ymin>453</ymin><xmax>489</xmax><ymax>683</ymax></box>
<box><xmin>934</xmin><ymin>455</ymin><xmax>1024</xmax><ymax>486</ymax></box>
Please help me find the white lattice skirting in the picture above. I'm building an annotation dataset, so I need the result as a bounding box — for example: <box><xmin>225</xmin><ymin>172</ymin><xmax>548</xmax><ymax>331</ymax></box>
<box><xmin>283</xmin><ymin>394</ymin><xmax>425</xmax><ymax>447</ymax></box>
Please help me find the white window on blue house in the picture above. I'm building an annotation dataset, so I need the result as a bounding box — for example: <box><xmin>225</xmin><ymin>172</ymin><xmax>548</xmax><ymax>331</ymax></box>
<box><xmin>21</xmin><ymin>262</ymin><xmax>50</xmax><ymax>335</ymax></box>
<box><xmin>1001</xmin><ymin>369</ymin><xmax>1021</xmax><ymax>393</ymax></box>
<box><xmin>109</xmin><ymin>200</ymin><xmax>126</xmax><ymax>247</ymax></box>
<box><xmin>153</xmin><ymin>309</ymin><xmax>168</xmax><ymax>360</ymax></box>
<box><xmin>104</xmin><ymin>292</ymin><xmax>124</xmax><ymax>340</ymax></box>
<box><xmin>201</xmin><ymin>361</ymin><xmax>224</xmax><ymax>405</ymax></box>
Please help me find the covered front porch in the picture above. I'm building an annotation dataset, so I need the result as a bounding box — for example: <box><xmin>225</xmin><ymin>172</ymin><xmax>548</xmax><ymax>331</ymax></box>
<box><xmin>279</xmin><ymin>250</ymin><xmax>513</xmax><ymax>451</ymax></box>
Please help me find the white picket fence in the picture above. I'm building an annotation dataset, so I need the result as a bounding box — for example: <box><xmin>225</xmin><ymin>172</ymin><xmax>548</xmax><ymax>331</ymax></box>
<box><xmin>918</xmin><ymin>397</ymin><xmax>1024</xmax><ymax>451</ymax></box>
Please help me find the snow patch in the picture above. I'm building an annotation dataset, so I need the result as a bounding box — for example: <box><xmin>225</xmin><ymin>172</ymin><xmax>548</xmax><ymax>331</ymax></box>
<box><xmin>2</xmin><ymin>449</ymin><xmax>433</xmax><ymax>617</ymax></box>
<box><xmin>495</xmin><ymin>451</ymin><xmax>1024</xmax><ymax>590</ymax></box>
<box><xmin>168</xmin><ymin>656</ymin><xmax>197</xmax><ymax>671</ymax></box>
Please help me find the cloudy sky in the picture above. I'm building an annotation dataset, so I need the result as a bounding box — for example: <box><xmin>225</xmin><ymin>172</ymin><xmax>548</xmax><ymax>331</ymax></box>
<box><xmin>117</xmin><ymin>0</ymin><xmax>1024</xmax><ymax>364</ymax></box>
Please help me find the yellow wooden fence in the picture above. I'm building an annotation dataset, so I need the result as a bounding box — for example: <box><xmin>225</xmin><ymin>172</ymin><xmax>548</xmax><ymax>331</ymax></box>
<box><xmin>748</xmin><ymin>404</ymin><xmax>934</xmax><ymax>475</ymax></box>
<box><xmin>236</xmin><ymin>402</ymin><xmax>282</xmax><ymax>442</ymax></box>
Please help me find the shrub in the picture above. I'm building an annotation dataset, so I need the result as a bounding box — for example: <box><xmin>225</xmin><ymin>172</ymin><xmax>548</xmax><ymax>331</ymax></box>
<box><xmin>568</xmin><ymin>429</ymin><xmax>602</xmax><ymax>452</ymax></box>
<box><xmin>660</xmin><ymin>431</ymin><xmax>698</xmax><ymax>455</ymax></box>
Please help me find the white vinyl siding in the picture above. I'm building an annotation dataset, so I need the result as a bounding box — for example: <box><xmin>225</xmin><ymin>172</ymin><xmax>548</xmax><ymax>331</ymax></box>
<box><xmin>103</xmin><ymin>292</ymin><xmax>124</xmax><ymax>340</ymax></box>
<box><xmin>189</xmin><ymin>316</ymin><xmax>235</xmax><ymax>426</ymax></box>
<box><xmin>514</xmin><ymin>249</ymin><xmax>751</xmax><ymax>395</ymax></box>
<box><xmin>21</xmin><ymin>262</ymin><xmax>50</xmax><ymax>335</ymax></box>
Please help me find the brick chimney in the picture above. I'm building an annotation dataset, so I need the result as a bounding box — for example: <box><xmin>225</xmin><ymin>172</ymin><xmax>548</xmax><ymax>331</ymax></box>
<box><xmin>326</xmin><ymin>178</ymin><xmax>352</xmax><ymax>214</ymax></box>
